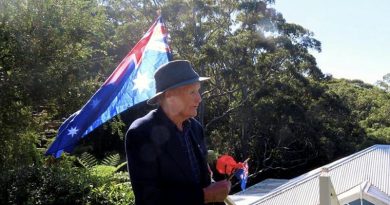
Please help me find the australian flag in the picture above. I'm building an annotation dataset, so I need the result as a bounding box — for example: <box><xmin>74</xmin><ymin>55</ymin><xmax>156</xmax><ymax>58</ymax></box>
<box><xmin>235</xmin><ymin>162</ymin><xmax>249</xmax><ymax>190</ymax></box>
<box><xmin>46</xmin><ymin>16</ymin><xmax>171</xmax><ymax>158</ymax></box>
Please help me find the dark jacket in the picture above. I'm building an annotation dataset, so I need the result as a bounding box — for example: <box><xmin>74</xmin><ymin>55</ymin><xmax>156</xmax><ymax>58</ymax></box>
<box><xmin>125</xmin><ymin>108</ymin><xmax>212</xmax><ymax>205</ymax></box>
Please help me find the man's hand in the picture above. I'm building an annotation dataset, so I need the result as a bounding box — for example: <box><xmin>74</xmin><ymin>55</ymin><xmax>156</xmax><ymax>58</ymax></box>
<box><xmin>203</xmin><ymin>180</ymin><xmax>231</xmax><ymax>203</ymax></box>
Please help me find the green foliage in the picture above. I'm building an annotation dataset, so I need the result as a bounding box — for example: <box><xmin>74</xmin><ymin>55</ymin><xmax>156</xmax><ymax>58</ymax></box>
<box><xmin>327</xmin><ymin>79</ymin><xmax>390</xmax><ymax>144</ymax></box>
<box><xmin>376</xmin><ymin>73</ymin><xmax>390</xmax><ymax>92</ymax></box>
<box><xmin>78</xmin><ymin>152</ymin><xmax>125</xmax><ymax>169</ymax></box>
<box><xmin>89</xmin><ymin>182</ymin><xmax>135</xmax><ymax>205</ymax></box>
<box><xmin>0</xmin><ymin>0</ymin><xmax>116</xmax><ymax>115</ymax></box>
<box><xmin>0</xmin><ymin>0</ymin><xmax>115</xmax><ymax>171</ymax></box>
<box><xmin>0</xmin><ymin>105</ymin><xmax>42</xmax><ymax>171</ymax></box>
<box><xmin>86</xmin><ymin>162</ymin><xmax>135</xmax><ymax>205</ymax></box>
<box><xmin>77</xmin><ymin>152</ymin><xmax>98</xmax><ymax>168</ymax></box>
<box><xmin>0</xmin><ymin>158</ymin><xmax>134</xmax><ymax>205</ymax></box>
<box><xmin>101</xmin><ymin>153</ymin><xmax>121</xmax><ymax>167</ymax></box>
<box><xmin>106</xmin><ymin>116</ymin><xmax>126</xmax><ymax>140</ymax></box>
<box><xmin>90</xmin><ymin>165</ymin><xmax>117</xmax><ymax>179</ymax></box>
<box><xmin>86</xmin><ymin>158</ymin><xmax>134</xmax><ymax>205</ymax></box>
<box><xmin>1</xmin><ymin>159</ymin><xmax>92</xmax><ymax>205</ymax></box>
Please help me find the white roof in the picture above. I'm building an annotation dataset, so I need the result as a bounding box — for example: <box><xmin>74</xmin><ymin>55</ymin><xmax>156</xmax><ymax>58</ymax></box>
<box><xmin>229</xmin><ymin>144</ymin><xmax>390</xmax><ymax>205</ymax></box>
<box><xmin>229</xmin><ymin>179</ymin><xmax>289</xmax><ymax>205</ymax></box>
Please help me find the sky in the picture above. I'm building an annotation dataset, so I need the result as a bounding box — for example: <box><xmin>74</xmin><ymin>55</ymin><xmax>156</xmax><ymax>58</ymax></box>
<box><xmin>273</xmin><ymin>0</ymin><xmax>390</xmax><ymax>84</ymax></box>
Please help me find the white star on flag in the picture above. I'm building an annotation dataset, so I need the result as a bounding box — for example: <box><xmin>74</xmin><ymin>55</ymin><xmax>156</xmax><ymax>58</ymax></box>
<box><xmin>67</xmin><ymin>126</ymin><xmax>79</xmax><ymax>138</ymax></box>
<box><xmin>132</xmin><ymin>72</ymin><xmax>153</xmax><ymax>93</ymax></box>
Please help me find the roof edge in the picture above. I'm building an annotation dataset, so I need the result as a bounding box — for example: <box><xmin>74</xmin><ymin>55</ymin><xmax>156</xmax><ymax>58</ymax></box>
<box><xmin>249</xmin><ymin>144</ymin><xmax>389</xmax><ymax>204</ymax></box>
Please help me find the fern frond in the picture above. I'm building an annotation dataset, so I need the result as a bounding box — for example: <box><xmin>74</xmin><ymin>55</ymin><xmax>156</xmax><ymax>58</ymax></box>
<box><xmin>77</xmin><ymin>152</ymin><xmax>97</xmax><ymax>168</ymax></box>
<box><xmin>101</xmin><ymin>153</ymin><xmax>120</xmax><ymax>166</ymax></box>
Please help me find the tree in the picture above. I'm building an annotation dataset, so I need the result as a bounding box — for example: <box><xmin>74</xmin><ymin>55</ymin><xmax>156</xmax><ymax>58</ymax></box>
<box><xmin>376</xmin><ymin>73</ymin><xmax>390</xmax><ymax>92</ymax></box>
<box><xmin>0</xmin><ymin>0</ymin><xmax>120</xmax><ymax>169</ymax></box>
<box><xmin>329</xmin><ymin>79</ymin><xmax>390</xmax><ymax>144</ymax></box>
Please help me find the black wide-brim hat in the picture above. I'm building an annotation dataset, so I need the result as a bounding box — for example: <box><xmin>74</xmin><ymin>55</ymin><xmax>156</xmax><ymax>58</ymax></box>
<box><xmin>147</xmin><ymin>60</ymin><xmax>210</xmax><ymax>105</ymax></box>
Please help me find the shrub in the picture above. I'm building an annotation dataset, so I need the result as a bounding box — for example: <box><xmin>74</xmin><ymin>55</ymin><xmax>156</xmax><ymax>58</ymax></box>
<box><xmin>0</xmin><ymin>159</ymin><xmax>135</xmax><ymax>205</ymax></box>
<box><xmin>1</xmin><ymin>160</ymin><xmax>91</xmax><ymax>204</ymax></box>
<box><xmin>88</xmin><ymin>181</ymin><xmax>135</xmax><ymax>205</ymax></box>
<box><xmin>87</xmin><ymin>165</ymin><xmax>135</xmax><ymax>205</ymax></box>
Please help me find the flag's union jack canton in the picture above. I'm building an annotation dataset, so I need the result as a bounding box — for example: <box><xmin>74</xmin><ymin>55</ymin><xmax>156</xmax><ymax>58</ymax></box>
<box><xmin>46</xmin><ymin>16</ymin><xmax>171</xmax><ymax>158</ymax></box>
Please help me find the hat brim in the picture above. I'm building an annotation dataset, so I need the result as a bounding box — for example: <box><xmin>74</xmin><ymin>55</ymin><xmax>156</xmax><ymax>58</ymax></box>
<box><xmin>147</xmin><ymin>77</ymin><xmax>210</xmax><ymax>105</ymax></box>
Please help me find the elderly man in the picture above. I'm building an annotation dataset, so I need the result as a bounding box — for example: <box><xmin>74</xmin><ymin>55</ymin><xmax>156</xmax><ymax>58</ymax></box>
<box><xmin>125</xmin><ymin>60</ymin><xmax>231</xmax><ymax>205</ymax></box>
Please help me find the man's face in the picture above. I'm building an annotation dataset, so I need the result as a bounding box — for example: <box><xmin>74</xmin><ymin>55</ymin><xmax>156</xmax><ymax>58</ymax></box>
<box><xmin>166</xmin><ymin>82</ymin><xmax>202</xmax><ymax>120</ymax></box>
